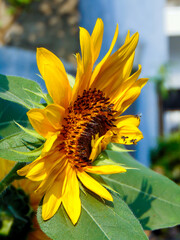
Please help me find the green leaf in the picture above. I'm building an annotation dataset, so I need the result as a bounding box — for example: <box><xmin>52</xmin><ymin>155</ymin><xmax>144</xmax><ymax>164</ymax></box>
<box><xmin>0</xmin><ymin>98</ymin><xmax>30</xmax><ymax>139</ymax></box>
<box><xmin>12</xmin><ymin>144</ymin><xmax>43</xmax><ymax>157</ymax></box>
<box><xmin>0</xmin><ymin>74</ymin><xmax>42</xmax><ymax>109</ymax></box>
<box><xmin>37</xmin><ymin>192</ymin><xmax>148</xmax><ymax>240</ymax></box>
<box><xmin>98</xmin><ymin>145</ymin><xmax>180</xmax><ymax>230</ymax></box>
<box><xmin>67</xmin><ymin>73</ymin><xmax>75</xmax><ymax>88</ymax></box>
<box><xmin>106</xmin><ymin>142</ymin><xmax>134</xmax><ymax>152</ymax></box>
<box><xmin>14</xmin><ymin>121</ymin><xmax>45</xmax><ymax>141</ymax></box>
<box><xmin>0</xmin><ymin>132</ymin><xmax>42</xmax><ymax>162</ymax></box>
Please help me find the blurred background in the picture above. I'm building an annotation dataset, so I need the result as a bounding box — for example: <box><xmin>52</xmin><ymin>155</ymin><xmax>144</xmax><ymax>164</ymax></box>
<box><xmin>0</xmin><ymin>0</ymin><xmax>180</xmax><ymax>239</ymax></box>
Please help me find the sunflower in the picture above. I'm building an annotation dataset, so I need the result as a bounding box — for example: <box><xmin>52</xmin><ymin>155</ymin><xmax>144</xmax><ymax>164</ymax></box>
<box><xmin>0</xmin><ymin>158</ymin><xmax>51</xmax><ymax>240</ymax></box>
<box><xmin>17</xmin><ymin>18</ymin><xmax>148</xmax><ymax>225</ymax></box>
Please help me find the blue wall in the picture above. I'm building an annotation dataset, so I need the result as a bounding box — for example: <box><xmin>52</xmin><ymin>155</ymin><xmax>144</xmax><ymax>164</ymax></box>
<box><xmin>0</xmin><ymin>47</ymin><xmax>46</xmax><ymax>91</ymax></box>
<box><xmin>0</xmin><ymin>47</ymin><xmax>75</xmax><ymax>93</ymax></box>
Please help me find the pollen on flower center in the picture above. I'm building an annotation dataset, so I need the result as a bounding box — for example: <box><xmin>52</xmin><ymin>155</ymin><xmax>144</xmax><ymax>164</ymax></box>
<box><xmin>60</xmin><ymin>88</ymin><xmax>117</xmax><ymax>168</ymax></box>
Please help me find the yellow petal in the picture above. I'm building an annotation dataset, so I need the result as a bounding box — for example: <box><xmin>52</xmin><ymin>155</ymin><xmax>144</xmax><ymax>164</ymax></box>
<box><xmin>122</xmin><ymin>52</ymin><xmax>135</xmax><ymax>81</ymax></box>
<box><xmin>111</xmin><ymin>64</ymin><xmax>142</xmax><ymax>104</ymax></box>
<box><xmin>42</xmin><ymin>163</ymin><xmax>69</xmax><ymax>220</ymax></box>
<box><xmin>114</xmin><ymin>78</ymin><xmax>148</xmax><ymax>115</ymax></box>
<box><xmin>18</xmin><ymin>151</ymin><xmax>60</xmax><ymax>181</ymax></box>
<box><xmin>42</xmin><ymin>134</ymin><xmax>59</xmax><ymax>155</ymax></box>
<box><xmin>27</xmin><ymin>104</ymin><xmax>64</xmax><ymax>138</ymax></box>
<box><xmin>90</xmin><ymin>24</ymin><xmax>119</xmax><ymax>86</ymax></box>
<box><xmin>77</xmin><ymin>171</ymin><xmax>113</xmax><ymax>201</ymax></box>
<box><xmin>85</xmin><ymin>165</ymin><xmax>126</xmax><ymax>174</ymax></box>
<box><xmin>42</xmin><ymin>180</ymin><xmax>63</xmax><ymax>220</ymax></box>
<box><xmin>72</xmin><ymin>28</ymin><xmax>93</xmax><ymax>101</ymax></box>
<box><xmin>63</xmin><ymin>167</ymin><xmax>81</xmax><ymax>225</ymax></box>
<box><xmin>125</xmin><ymin>30</ymin><xmax>130</xmax><ymax>43</ymax></box>
<box><xmin>90</xmin><ymin>135</ymin><xmax>104</xmax><ymax>161</ymax></box>
<box><xmin>90</xmin><ymin>32</ymin><xmax>139</xmax><ymax>92</ymax></box>
<box><xmin>79</xmin><ymin>27</ymin><xmax>93</xmax><ymax>73</ymax></box>
<box><xmin>90</xmin><ymin>131</ymin><xmax>114</xmax><ymax>162</ymax></box>
<box><xmin>122</xmin><ymin>30</ymin><xmax>136</xmax><ymax>80</ymax></box>
<box><xmin>35</xmin><ymin>157</ymin><xmax>67</xmax><ymax>195</ymax></box>
<box><xmin>45</xmin><ymin>104</ymin><xmax>65</xmax><ymax>129</ymax></box>
<box><xmin>21</xmin><ymin>158</ymin><xmax>47</xmax><ymax>181</ymax></box>
<box><xmin>43</xmin><ymin>64</ymin><xmax>71</xmax><ymax>108</ymax></box>
<box><xmin>91</xmin><ymin>18</ymin><xmax>104</xmax><ymax>62</ymax></box>
<box><xmin>42</xmin><ymin>162</ymin><xmax>69</xmax><ymax>220</ymax></box>
<box><xmin>36</xmin><ymin>48</ymin><xmax>72</xmax><ymax>107</ymax></box>
<box><xmin>16</xmin><ymin>167</ymin><xmax>29</xmax><ymax>178</ymax></box>
<box><xmin>101</xmin><ymin>130</ymin><xmax>113</xmax><ymax>151</ymax></box>
<box><xmin>17</xmin><ymin>160</ymin><xmax>33</xmax><ymax>176</ymax></box>
<box><xmin>27</xmin><ymin>109</ymin><xmax>55</xmax><ymax>138</ymax></box>
<box><xmin>120</xmin><ymin>78</ymin><xmax>148</xmax><ymax>113</ymax></box>
<box><xmin>75</xmin><ymin>53</ymin><xmax>83</xmax><ymax>82</ymax></box>
<box><xmin>115</xmin><ymin>115</ymin><xmax>141</xmax><ymax>128</ymax></box>
<box><xmin>17</xmin><ymin>157</ymin><xmax>47</xmax><ymax>181</ymax></box>
<box><xmin>26</xmin><ymin>160</ymin><xmax>46</xmax><ymax>181</ymax></box>
<box><xmin>112</xmin><ymin>125</ymin><xmax>144</xmax><ymax>145</ymax></box>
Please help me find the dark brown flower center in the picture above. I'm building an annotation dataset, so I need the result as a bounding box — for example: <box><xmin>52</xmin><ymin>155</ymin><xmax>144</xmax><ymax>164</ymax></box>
<box><xmin>60</xmin><ymin>89</ymin><xmax>116</xmax><ymax>168</ymax></box>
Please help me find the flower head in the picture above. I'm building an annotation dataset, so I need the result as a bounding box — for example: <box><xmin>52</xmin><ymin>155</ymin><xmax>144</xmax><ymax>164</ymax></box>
<box><xmin>0</xmin><ymin>158</ymin><xmax>51</xmax><ymax>240</ymax></box>
<box><xmin>18</xmin><ymin>18</ymin><xmax>148</xmax><ymax>225</ymax></box>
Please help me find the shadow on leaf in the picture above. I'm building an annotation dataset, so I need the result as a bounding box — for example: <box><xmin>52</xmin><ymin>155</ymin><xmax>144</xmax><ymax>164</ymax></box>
<box><xmin>123</xmin><ymin>179</ymin><xmax>156</xmax><ymax>230</ymax></box>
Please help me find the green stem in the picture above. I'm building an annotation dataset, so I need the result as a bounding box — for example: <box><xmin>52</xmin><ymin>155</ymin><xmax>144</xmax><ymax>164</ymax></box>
<box><xmin>0</xmin><ymin>162</ymin><xmax>26</xmax><ymax>193</ymax></box>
